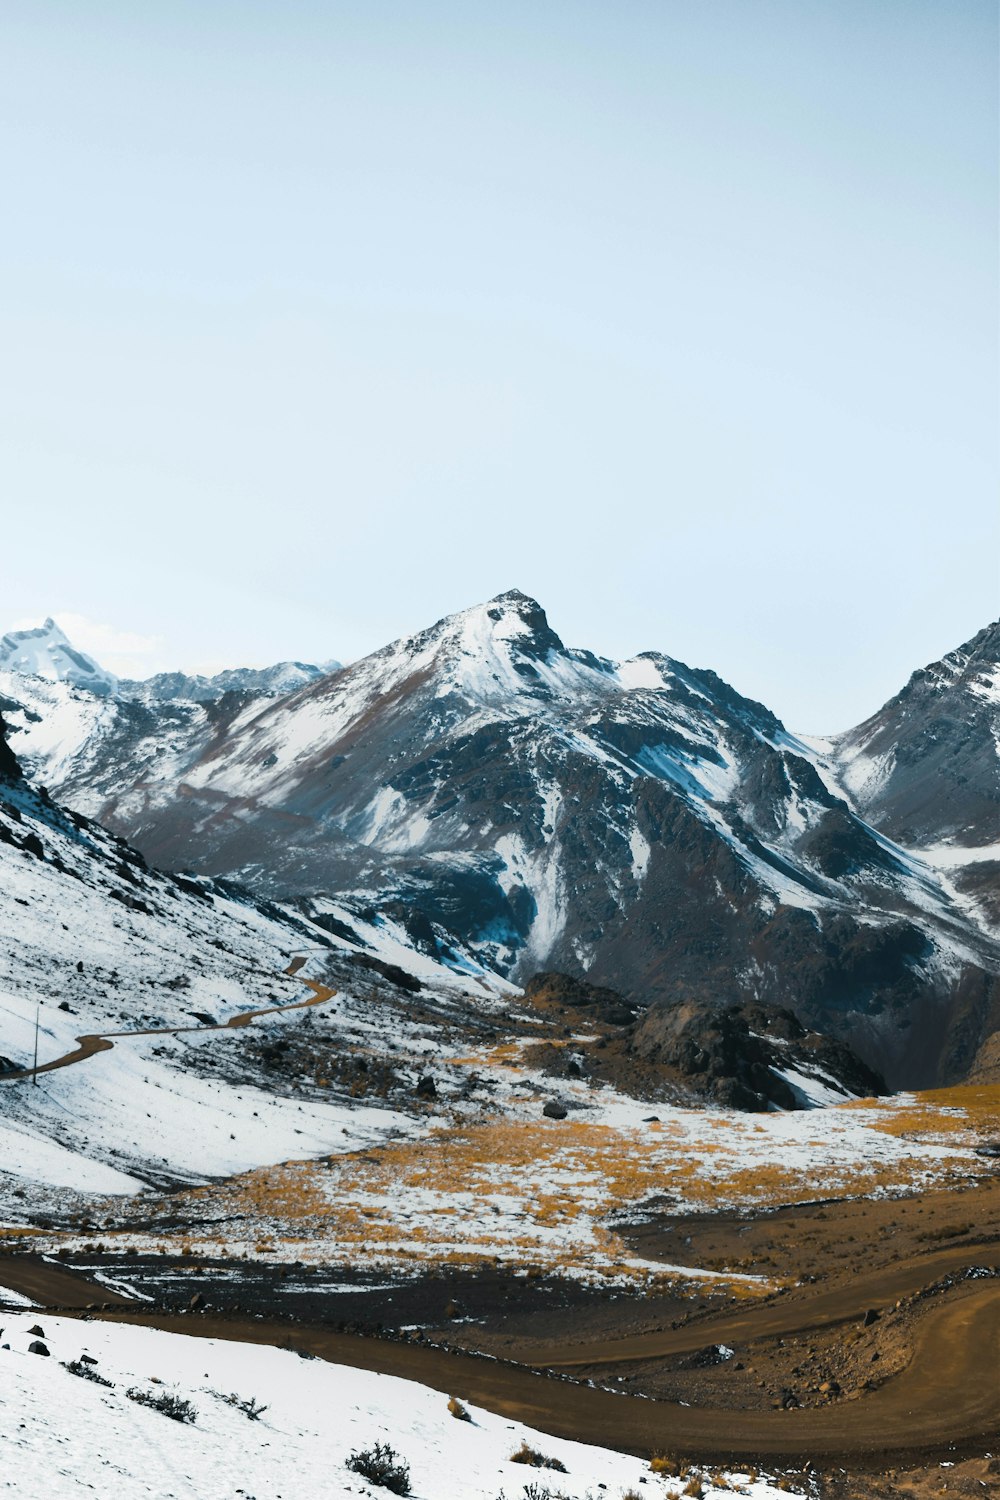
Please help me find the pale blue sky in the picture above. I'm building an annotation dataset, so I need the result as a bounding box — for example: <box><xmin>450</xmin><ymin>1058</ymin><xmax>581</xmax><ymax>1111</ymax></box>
<box><xmin>1</xmin><ymin>1</ymin><xmax>996</xmax><ymax>730</ymax></box>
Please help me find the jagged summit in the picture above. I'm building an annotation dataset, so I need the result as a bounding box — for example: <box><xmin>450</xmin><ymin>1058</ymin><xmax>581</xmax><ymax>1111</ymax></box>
<box><xmin>0</xmin><ymin>618</ymin><xmax>117</xmax><ymax>696</ymax></box>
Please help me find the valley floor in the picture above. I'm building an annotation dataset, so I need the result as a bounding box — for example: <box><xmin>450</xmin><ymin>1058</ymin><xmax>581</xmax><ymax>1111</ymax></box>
<box><xmin>3</xmin><ymin>948</ymin><xmax>999</xmax><ymax>1496</ymax></box>
<box><xmin>1</xmin><ymin>1166</ymin><xmax>997</xmax><ymax>1497</ymax></box>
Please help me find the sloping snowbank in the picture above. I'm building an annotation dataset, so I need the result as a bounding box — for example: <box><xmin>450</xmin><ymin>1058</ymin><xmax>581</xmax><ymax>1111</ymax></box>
<box><xmin>0</xmin><ymin>1312</ymin><xmax>802</xmax><ymax>1500</ymax></box>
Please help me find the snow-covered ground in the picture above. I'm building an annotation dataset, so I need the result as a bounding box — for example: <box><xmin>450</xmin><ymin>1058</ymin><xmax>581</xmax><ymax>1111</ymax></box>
<box><xmin>60</xmin><ymin>1067</ymin><xmax>995</xmax><ymax>1289</ymax></box>
<box><xmin>0</xmin><ymin>1312</ymin><xmax>805</xmax><ymax>1500</ymax></box>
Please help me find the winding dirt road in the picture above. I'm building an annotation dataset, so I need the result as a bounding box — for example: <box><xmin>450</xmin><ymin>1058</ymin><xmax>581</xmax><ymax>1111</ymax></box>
<box><xmin>0</xmin><ymin>958</ymin><xmax>335</xmax><ymax>1084</ymax></box>
<box><xmin>1</xmin><ymin>1254</ymin><xmax>996</xmax><ymax>1466</ymax></box>
<box><xmin>542</xmin><ymin>1241</ymin><xmax>1000</xmax><ymax>1368</ymax></box>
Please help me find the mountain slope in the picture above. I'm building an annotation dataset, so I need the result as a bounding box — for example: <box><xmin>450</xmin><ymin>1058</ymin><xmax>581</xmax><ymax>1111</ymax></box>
<box><xmin>829</xmin><ymin>620</ymin><xmax>999</xmax><ymax>848</ymax></box>
<box><xmin>0</xmin><ymin>711</ymin><xmax>503</xmax><ymax>1199</ymax></box>
<box><xmin>8</xmin><ymin>591</ymin><xmax>995</xmax><ymax>1088</ymax></box>
<box><xmin>0</xmin><ymin>638</ymin><xmax>340</xmax><ymax>819</ymax></box>
<box><xmin>819</xmin><ymin>620</ymin><xmax>1000</xmax><ymax>941</ymax></box>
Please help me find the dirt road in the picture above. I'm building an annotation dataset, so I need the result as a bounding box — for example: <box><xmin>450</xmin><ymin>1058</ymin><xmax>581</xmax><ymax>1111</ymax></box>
<box><xmin>2</xmin><ymin>1254</ymin><xmax>996</xmax><ymax>1467</ymax></box>
<box><xmin>542</xmin><ymin>1240</ymin><xmax>1000</xmax><ymax>1367</ymax></box>
<box><xmin>0</xmin><ymin>962</ymin><xmax>335</xmax><ymax>1084</ymax></box>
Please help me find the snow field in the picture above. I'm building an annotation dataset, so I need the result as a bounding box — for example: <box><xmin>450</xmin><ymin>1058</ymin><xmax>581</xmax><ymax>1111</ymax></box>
<box><xmin>0</xmin><ymin>1313</ymin><xmax>805</xmax><ymax>1500</ymax></box>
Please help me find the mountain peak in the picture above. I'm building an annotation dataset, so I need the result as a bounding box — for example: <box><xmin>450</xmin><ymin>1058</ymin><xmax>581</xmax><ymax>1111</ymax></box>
<box><xmin>481</xmin><ymin>590</ymin><xmax>564</xmax><ymax>658</ymax></box>
<box><xmin>488</xmin><ymin>587</ymin><xmax>541</xmax><ymax>608</ymax></box>
<box><xmin>0</xmin><ymin>617</ymin><xmax>117</xmax><ymax>697</ymax></box>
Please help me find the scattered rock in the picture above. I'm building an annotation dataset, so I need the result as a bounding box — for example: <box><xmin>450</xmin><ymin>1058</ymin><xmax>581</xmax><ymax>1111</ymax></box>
<box><xmin>542</xmin><ymin>1101</ymin><xmax>568</xmax><ymax>1120</ymax></box>
<box><xmin>863</xmin><ymin>1308</ymin><xmax>880</xmax><ymax>1327</ymax></box>
<box><xmin>415</xmin><ymin>1075</ymin><xmax>437</xmax><ymax>1100</ymax></box>
<box><xmin>28</xmin><ymin>1340</ymin><xmax>49</xmax><ymax>1357</ymax></box>
<box><xmin>26</xmin><ymin>1325</ymin><xmax>45</xmax><ymax>1337</ymax></box>
<box><xmin>189</xmin><ymin>1293</ymin><xmax>205</xmax><ymax>1311</ymax></box>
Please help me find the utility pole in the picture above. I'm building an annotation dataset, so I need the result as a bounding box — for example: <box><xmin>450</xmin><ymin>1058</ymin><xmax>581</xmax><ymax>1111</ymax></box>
<box><xmin>32</xmin><ymin>1003</ymin><xmax>39</xmax><ymax>1086</ymax></box>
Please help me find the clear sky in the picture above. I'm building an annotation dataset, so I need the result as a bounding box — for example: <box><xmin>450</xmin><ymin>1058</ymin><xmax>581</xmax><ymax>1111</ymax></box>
<box><xmin>1</xmin><ymin>1</ymin><xmax>996</xmax><ymax>732</ymax></box>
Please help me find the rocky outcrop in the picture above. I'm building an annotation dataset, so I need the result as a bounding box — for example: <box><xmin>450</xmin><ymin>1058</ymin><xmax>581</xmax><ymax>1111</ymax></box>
<box><xmin>630</xmin><ymin>999</ymin><xmax>887</xmax><ymax>1111</ymax></box>
<box><xmin>0</xmin><ymin>713</ymin><xmax>22</xmax><ymax>784</ymax></box>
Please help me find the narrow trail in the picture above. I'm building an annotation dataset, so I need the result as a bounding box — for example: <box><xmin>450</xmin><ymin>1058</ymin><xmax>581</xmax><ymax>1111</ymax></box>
<box><xmin>1</xmin><ymin>1255</ymin><xmax>997</xmax><ymax>1466</ymax></box>
<box><xmin>0</xmin><ymin>958</ymin><xmax>336</xmax><ymax>1084</ymax></box>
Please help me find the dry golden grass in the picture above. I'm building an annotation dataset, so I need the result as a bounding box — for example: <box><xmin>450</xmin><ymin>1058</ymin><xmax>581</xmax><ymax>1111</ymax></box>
<box><xmin>71</xmin><ymin>1076</ymin><xmax>1000</xmax><ymax>1285</ymax></box>
<box><xmin>857</xmin><ymin>1084</ymin><xmax>1000</xmax><ymax>1140</ymax></box>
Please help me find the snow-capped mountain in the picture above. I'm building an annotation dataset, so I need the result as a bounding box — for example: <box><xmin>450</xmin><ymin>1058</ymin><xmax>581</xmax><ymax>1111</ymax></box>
<box><xmin>827</xmin><ymin>619</ymin><xmax>999</xmax><ymax>849</ymax></box>
<box><xmin>0</xmin><ymin>625</ymin><xmax>341</xmax><ymax>812</ymax></box>
<box><xmin>0</xmin><ymin>618</ymin><xmax>118</xmax><ymax>696</ymax></box>
<box><xmin>2</xmin><ymin>594</ymin><xmax>997</xmax><ymax>1088</ymax></box>
<box><xmin>811</xmin><ymin>620</ymin><xmax>1000</xmax><ymax>937</ymax></box>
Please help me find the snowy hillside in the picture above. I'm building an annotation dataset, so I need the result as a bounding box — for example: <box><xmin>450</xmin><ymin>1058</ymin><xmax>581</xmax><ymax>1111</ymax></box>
<box><xmin>0</xmin><ymin>1312</ymin><xmax>805</xmax><ymax>1500</ymax></box>
<box><xmin>826</xmin><ymin>618</ymin><xmax>999</xmax><ymax>849</ymax></box>
<box><xmin>0</xmin><ymin>630</ymin><xmax>341</xmax><ymax>823</ymax></box>
<box><xmin>0</xmin><ymin>714</ymin><xmax>512</xmax><ymax>1206</ymax></box>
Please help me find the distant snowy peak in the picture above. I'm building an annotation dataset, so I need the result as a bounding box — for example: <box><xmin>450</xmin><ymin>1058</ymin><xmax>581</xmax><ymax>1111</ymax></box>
<box><xmin>119</xmin><ymin>658</ymin><xmax>342</xmax><ymax>704</ymax></box>
<box><xmin>0</xmin><ymin>619</ymin><xmax>117</xmax><ymax>697</ymax></box>
<box><xmin>0</xmin><ymin>615</ymin><xmax>341</xmax><ymax>706</ymax></box>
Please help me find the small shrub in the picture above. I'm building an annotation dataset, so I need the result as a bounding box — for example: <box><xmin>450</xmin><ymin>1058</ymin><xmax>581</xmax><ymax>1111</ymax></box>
<box><xmin>126</xmin><ymin>1386</ymin><xmax>197</xmax><ymax>1423</ymax></box>
<box><xmin>218</xmin><ymin>1391</ymin><xmax>268</xmax><ymax>1420</ymax></box>
<box><xmin>345</xmin><ymin>1442</ymin><xmax>411</xmax><ymax>1495</ymax></box>
<box><xmin>510</xmin><ymin>1441</ymin><xmax>567</xmax><ymax>1472</ymax></box>
<box><xmin>650</xmin><ymin>1455</ymin><xmax>681</xmax><ymax>1477</ymax></box>
<box><xmin>448</xmin><ymin>1395</ymin><xmax>472</xmax><ymax>1421</ymax></box>
<box><xmin>63</xmin><ymin>1358</ymin><xmax>113</xmax><ymax>1388</ymax></box>
<box><xmin>682</xmin><ymin>1479</ymin><xmax>705</xmax><ymax>1498</ymax></box>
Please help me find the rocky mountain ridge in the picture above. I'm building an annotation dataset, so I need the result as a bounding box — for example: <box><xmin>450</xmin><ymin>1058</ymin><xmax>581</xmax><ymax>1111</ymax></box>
<box><xmin>2</xmin><ymin>594</ymin><xmax>997</xmax><ymax>1089</ymax></box>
